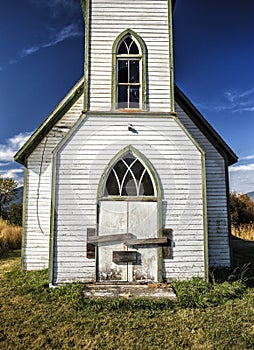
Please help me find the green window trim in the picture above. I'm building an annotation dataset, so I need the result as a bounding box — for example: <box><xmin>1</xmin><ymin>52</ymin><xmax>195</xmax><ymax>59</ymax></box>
<box><xmin>112</xmin><ymin>29</ymin><xmax>147</xmax><ymax>111</ymax></box>
<box><xmin>101</xmin><ymin>152</ymin><xmax>156</xmax><ymax>199</ymax></box>
<box><xmin>97</xmin><ymin>145</ymin><xmax>161</xmax><ymax>201</ymax></box>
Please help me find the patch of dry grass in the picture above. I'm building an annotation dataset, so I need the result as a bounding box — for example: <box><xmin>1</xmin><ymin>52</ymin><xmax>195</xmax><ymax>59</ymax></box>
<box><xmin>0</xmin><ymin>218</ymin><xmax>22</xmax><ymax>255</ymax></box>
<box><xmin>0</xmin><ymin>251</ymin><xmax>253</xmax><ymax>350</ymax></box>
<box><xmin>232</xmin><ymin>223</ymin><xmax>254</xmax><ymax>241</ymax></box>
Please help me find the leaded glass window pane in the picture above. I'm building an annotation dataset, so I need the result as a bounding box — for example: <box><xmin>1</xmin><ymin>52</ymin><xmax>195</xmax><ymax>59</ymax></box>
<box><xmin>129</xmin><ymin>41</ymin><xmax>139</xmax><ymax>54</ymax></box>
<box><xmin>116</xmin><ymin>35</ymin><xmax>141</xmax><ymax>109</ymax></box>
<box><xmin>105</xmin><ymin>171</ymin><xmax>119</xmax><ymax>196</ymax></box>
<box><xmin>130</xmin><ymin>60</ymin><xmax>139</xmax><ymax>83</ymax></box>
<box><xmin>118</xmin><ymin>86</ymin><xmax>128</xmax><ymax>108</ymax></box>
<box><xmin>118</xmin><ymin>60</ymin><xmax>128</xmax><ymax>83</ymax></box>
<box><xmin>140</xmin><ymin>171</ymin><xmax>154</xmax><ymax>196</ymax></box>
<box><xmin>122</xmin><ymin>172</ymin><xmax>136</xmax><ymax>196</ymax></box>
<box><xmin>104</xmin><ymin>154</ymin><xmax>155</xmax><ymax>197</ymax></box>
<box><xmin>114</xmin><ymin>160</ymin><xmax>127</xmax><ymax>183</ymax></box>
<box><xmin>118</xmin><ymin>41</ymin><xmax>128</xmax><ymax>54</ymax></box>
<box><xmin>130</xmin><ymin>86</ymin><xmax>140</xmax><ymax>108</ymax></box>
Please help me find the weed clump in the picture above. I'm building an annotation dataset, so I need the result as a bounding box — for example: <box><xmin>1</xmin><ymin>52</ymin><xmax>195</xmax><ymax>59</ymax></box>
<box><xmin>173</xmin><ymin>278</ymin><xmax>246</xmax><ymax>309</ymax></box>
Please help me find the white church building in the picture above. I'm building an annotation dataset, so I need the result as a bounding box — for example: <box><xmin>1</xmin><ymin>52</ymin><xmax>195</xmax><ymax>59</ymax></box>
<box><xmin>15</xmin><ymin>0</ymin><xmax>237</xmax><ymax>285</ymax></box>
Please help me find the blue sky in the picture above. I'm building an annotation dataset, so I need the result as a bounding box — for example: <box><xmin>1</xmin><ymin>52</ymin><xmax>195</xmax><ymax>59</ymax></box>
<box><xmin>0</xmin><ymin>0</ymin><xmax>254</xmax><ymax>194</ymax></box>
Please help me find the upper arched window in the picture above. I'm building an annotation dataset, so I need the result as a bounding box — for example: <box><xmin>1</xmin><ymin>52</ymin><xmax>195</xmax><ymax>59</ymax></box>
<box><xmin>112</xmin><ymin>30</ymin><xmax>146</xmax><ymax>110</ymax></box>
<box><xmin>104</xmin><ymin>153</ymin><xmax>155</xmax><ymax>197</ymax></box>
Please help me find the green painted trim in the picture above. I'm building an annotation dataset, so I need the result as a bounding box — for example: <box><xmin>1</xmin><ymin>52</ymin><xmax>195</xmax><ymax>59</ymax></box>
<box><xmin>79</xmin><ymin>0</ymin><xmax>86</xmax><ymax>18</ymax></box>
<box><xmin>96</xmin><ymin>145</ymin><xmax>163</xmax><ymax>282</ymax></box>
<box><xmin>225</xmin><ymin>160</ymin><xmax>233</xmax><ymax>269</ymax></box>
<box><xmin>201</xmin><ymin>154</ymin><xmax>209</xmax><ymax>281</ymax></box>
<box><xmin>48</xmin><ymin>153</ymin><xmax>57</xmax><ymax>285</ymax></box>
<box><xmin>173</xmin><ymin>114</ymin><xmax>205</xmax><ymax>155</ymax></box>
<box><xmin>168</xmin><ymin>0</ymin><xmax>175</xmax><ymax>112</ymax></box>
<box><xmin>111</xmin><ymin>29</ymin><xmax>147</xmax><ymax>111</ymax></box>
<box><xmin>97</xmin><ymin>145</ymin><xmax>161</xmax><ymax>200</ymax></box>
<box><xmin>54</xmin><ymin>114</ymin><xmax>87</xmax><ymax>156</ymax></box>
<box><xmin>14</xmin><ymin>78</ymin><xmax>84</xmax><ymax>166</ymax></box>
<box><xmin>157</xmin><ymin>198</ymin><xmax>163</xmax><ymax>282</ymax></box>
<box><xmin>48</xmin><ymin>112</ymin><xmax>88</xmax><ymax>285</ymax></box>
<box><xmin>81</xmin><ymin>0</ymin><xmax>90</xmax><ymax>111</ymax></box>
<box><xmin>21</xmin><ymin>167</ymin><xmax>28</xmax><ymax>270</ymax></box>
<box><xmin>173</xmin><ymin>113</ymin><xmax>209</xmax><ymax>280</ymax></box>
<box><xmin>175</xmin><ymin>85</ymin><xmax>238</xmax><ymax>166</ymax></box>
<box><xmin>98</xmin><ymin>196</ymin><xmax>157</xmax><ymax>202</ymax></box>
<box><xmin>87</xmin><ymin>111</ymin><xmax>177</xmax><ymax>118</ymax></box>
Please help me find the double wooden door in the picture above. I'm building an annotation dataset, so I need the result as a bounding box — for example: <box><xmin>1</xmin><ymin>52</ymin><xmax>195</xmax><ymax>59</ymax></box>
<box><xmin>97</xmin><ymin>201</ymin><xmax>158</xmax><ymax>282</ymax></box>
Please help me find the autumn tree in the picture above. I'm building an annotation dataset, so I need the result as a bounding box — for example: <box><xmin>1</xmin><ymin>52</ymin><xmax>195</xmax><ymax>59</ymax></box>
<box><xmin>7</xmin><ymin>203</ymin><xmax>23</xmax><ymax>226</ymax></box>
<box><xmin>0</xmin><ymin>176</ymin><xmax>18</xmax><ymax>218</ymax></box>
<box><xmin>230</xmin><ymin>191</ymin><xmax>254</xmax><ymax>226</ymax></box>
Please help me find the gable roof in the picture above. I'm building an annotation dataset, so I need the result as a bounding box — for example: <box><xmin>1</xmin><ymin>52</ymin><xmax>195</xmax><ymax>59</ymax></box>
<box><xmin>15</xmin><ymin>0</ymin><xmax>179</xmax><ymax>166</ymax></box>
<box><xmin>14</xmin><ymin>78</ymin><xmax>84</xmax><ymax>165</ymax></box>
<box><xmin>14</xmin><ymin>78</ymin><xmax>237</xmax><ymax>166</ymax></box>
<box><xmin>175</xmin><ymin>85</ymin><xmax>237</xmax><ymax>165</ymax></box>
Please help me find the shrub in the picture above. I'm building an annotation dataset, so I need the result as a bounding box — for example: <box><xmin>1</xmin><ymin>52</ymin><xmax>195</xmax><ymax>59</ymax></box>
<box><xmin>0</xmin><ymin>218</ymin><xmax>22</xmax><ymax>255</ymax></box>
<box><xmin>231</xmin><ymin>223</ymin><xmax>254</xmax><ymax>241</ymax></box>
<box><xmin>230</xmin><ymin>191</ymin><xmax>254</xmax><ymax>227</ymax></box>
<box><xmin>6</xmin><ymin>203</ymin><xmax>23</xmax><ymax>226</ymax></box>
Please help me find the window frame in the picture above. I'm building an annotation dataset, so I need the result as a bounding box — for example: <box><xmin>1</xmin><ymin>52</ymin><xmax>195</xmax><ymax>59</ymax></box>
<box><xmin>103</xmin><ymin>153</ymin><xmax>156</xmax><ymax>199</ymax></box>
<box><xmin>112</xmin><ymin>29</ymin><xmax>147</xmax><ymax>111</ymax></box>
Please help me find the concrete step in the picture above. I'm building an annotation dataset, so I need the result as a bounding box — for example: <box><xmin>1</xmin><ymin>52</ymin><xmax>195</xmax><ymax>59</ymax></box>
<box><xmin>83</xmin><ymin>283</ymin><xmax>176</xmax><ymax>299</ymax></box>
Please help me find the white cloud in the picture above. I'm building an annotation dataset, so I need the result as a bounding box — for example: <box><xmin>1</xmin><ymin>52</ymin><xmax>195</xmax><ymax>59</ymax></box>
<box><xmin>241</xmin><ymin>154</ymin><xmax>254</xmax><ymax>161</ymax></box>
<box><xmin>197</xmin><ymin>87</ymin><xmax>254</xmax><ymax>114</ymax></box>
<box><xmin>0</xmin><ymin>132</ymin><xmax>31</xmax><ymax>185</ymax></box>
<box><xmin>0</xmin><ymin>168</ymin><xmax>24</xmax><ymax>185</ymax></box>
<box><xmin>229</xmin><ymin>163</ymin><xmax>254</xmax><ymax>172</ymax></box>
<box><xmin>229</xmin><ymin>169</ymin><xmax>254</xmax><ymax>194</ymax></box>
<box><xmin>0</xmin><ymin>22</ymin><xmax>82</xmax><ymax>71</ymax></box>
<box><xmin>224</xmin><ymin>88</ymin><xmax>254</xmax><ymax>113</ymax></box>
<box><xmin>229</xmin><ymin>160</ymin><xmax>254</xmax><ymax>193</ymax></box>
<box><xmin>0</xmin><ymin>132</ymin><xmax>32</xmax><ymax>163</ymax></box>
<box><xmin>0</xmin><ymin>168</ymin><xmax>23</xmax><ymax>178</ymax></box>
<box><xmin>21</xmin><ymin>24</ymin><xmax>82</xmax><ymax>58</ymax></box>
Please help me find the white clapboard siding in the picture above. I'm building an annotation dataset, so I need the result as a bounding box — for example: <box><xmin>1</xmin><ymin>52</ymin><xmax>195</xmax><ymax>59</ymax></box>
<box><xmin>53</xmin><ymin>115</ymin><xmax>204</xmax><ymax>283</ymax></box>
<box><xmin>175</xmin><ymin>103</ymin><xmax>231</xmax><ymax>267</ymax></box>
<box><xmin>23</xmin><ymin>95</ymin><xmax>84</xmax><ymax>270</ymax></box>
<box><xmin>89</xmin><ymin>0</ymin><xmax>171</xmax><ymax>111</ymax></box>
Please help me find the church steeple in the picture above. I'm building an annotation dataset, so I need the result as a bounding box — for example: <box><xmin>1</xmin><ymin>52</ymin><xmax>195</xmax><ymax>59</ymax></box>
<box><xmin>80</xmin><ymin>0</ymin><xmax>175</xmax><ymax>113</ymax></box>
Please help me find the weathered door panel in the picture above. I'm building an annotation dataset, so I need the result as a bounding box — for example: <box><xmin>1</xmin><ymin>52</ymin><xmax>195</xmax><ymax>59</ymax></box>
<box><xmin>98</xmin><ymin>201</ymin><xmax>128</xmax><ymax>281</ymax></box>
<box><xmin>128</xmin><ymin>202</ymin><xmax>158</xmax><ymax>282</ymax></box>
<box><xmin>98</xmin><ymin>201</ymin><xmax>158</xmax><ymax>282</ymax></box>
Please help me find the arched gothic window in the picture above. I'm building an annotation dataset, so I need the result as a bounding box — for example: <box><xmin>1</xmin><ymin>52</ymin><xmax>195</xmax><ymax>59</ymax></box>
<box><xmin>112</xmin><ymin>30</ymin><xmax>146</xmax><ymax>110</ymax></box>
<box><xmin>117</xmin><ymin>36</ymin><xmax>141</xmax><ymax>109</ymax></box>
<box><xmin>104</xmin><ymin>153</ymin><xmax>155</xmax><ymax>197</ymax></box>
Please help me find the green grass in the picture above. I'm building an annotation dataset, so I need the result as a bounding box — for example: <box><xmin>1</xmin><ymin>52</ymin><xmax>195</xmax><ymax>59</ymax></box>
<box><xmin>0</xmin><ymin>251</ymin><xmax>254</xmax><ymax>350</ymax></box>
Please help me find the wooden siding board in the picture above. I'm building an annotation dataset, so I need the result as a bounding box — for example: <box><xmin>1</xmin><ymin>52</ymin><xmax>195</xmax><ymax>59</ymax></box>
<box><xmin>175</xmin><ymin>103</ymin><xmax>231</xmax><ymax>267</ymax></box>
<box><xmin>89</xmin><ymin>0</ymin><xmax>171</xmax><ymax>111</ymax></box>
<box><xmin>22</xmin><ymin>96</ymin><xmax>84</xmax><ymax>270</ymax></box>
<box><xmin>53</xmin><ymin>114</ymin><xmax>204</xmax><ymax>282</ymax></box>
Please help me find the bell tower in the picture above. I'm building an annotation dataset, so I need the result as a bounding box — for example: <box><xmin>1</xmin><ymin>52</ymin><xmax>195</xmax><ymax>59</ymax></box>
<box><xmin>80</xmin><ymin>0</ymin><xmax>175</xmax><ymax>113</ymax></box>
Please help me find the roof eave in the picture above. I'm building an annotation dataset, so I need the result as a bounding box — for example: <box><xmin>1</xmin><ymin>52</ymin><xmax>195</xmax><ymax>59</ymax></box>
<box><xmin>175</xmin><ymin>85</ymin><xmax>238</xmax><ymax>166</ymax></box>
<box><xmin>14</xmin><ymin>78</ymin><xmax>84</xmax><ymax>166</ymax></box>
